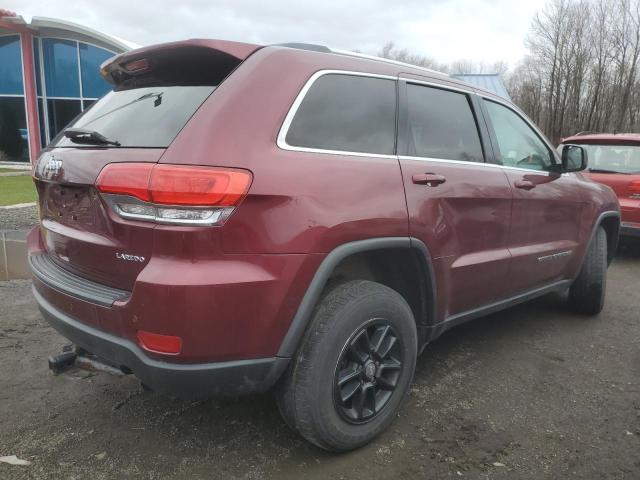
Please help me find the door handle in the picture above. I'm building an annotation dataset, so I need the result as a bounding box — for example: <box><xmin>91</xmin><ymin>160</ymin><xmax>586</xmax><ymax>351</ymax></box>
<box><xmin>412</xmin><ymin>173</ymin><xmax>446</xmax><ymax>186</ymax></box>
<box><xmin>514</xmin><ymin>179</ymin><xmax>536</xmax><ymax>190</ymax></box>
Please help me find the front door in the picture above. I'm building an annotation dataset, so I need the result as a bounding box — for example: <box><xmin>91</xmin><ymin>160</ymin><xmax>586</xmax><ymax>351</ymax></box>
<box><xmin>481</xmin><ymin>99</ymin><xmax>585</xmax><ymax>294</ymax></box>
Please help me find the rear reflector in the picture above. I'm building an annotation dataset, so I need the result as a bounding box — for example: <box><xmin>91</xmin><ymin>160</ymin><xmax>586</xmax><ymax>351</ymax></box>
<box><xmin>95</xmin><ymin>163</ymin><xmax>252</xmax><ymax>226</ymax></box>
<box><xmin>137</xmin><ymin>330</ymin><xmax>182</xmax><ymax>355</ymax></box>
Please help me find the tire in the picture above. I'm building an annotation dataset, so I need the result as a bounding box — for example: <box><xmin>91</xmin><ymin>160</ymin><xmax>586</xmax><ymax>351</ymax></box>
<box><xmin>275</xmin><ymin>280</ymin><xmax>417</xmax><ymax>452</ymax></box>
<box><xmin>568</xmin><ymin>226</ymin><xmax>608</xmax><ymax>315</ymax></box>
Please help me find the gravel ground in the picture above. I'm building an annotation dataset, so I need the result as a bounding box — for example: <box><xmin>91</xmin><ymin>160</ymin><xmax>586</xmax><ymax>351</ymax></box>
<box><xmin>1</xmin><ymin>242</ymin><xmax>639</xmax><ymax>479</ymax></box>
<box><xmin>0</xmin><ymin>205</ymin><xmax>39</xmax><ymax>231</ymax></box>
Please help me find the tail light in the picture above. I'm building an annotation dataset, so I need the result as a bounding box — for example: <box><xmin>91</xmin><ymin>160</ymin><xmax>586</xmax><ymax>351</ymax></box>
<box><xmin>629</xmin><ymin>180</ymin><xmax>640</xmax><ymax>199</ymax></box>
<box><xmin>96</xmin><ymin>163</ymin><xmax>252</xmax><ymax>226</ymax></box>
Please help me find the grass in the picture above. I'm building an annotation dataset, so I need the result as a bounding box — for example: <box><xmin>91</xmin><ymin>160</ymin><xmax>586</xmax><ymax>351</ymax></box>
<box><xmin>0</xmin><ymin>168</ymin><xmax>30</xmax><ymax>174</ymax></box>
<box><xmin>0</xmin><ymin>175</ymin><xmax>37</xmax><ymax>206</ymax></box>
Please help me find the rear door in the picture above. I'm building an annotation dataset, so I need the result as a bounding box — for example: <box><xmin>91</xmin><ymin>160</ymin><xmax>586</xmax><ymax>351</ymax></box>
<box><xmin>398</xmin><ymin>78</ymin><xmax>513</xmax><ymax>318</ymax></box>
<box><xmin>481</xmin><ymin>98</ymin><xmax>585</xmax><ymax>293</ymax></box>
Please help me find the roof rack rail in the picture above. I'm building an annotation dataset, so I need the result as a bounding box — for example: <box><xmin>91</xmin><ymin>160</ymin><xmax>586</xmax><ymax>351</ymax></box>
<box><xmin>329</xmin><ymin>48</ymin><xmax>449</xmax><ymax>77</ymax></box>
<box><xmin>270</xmin><ymin>42</ymin><xmax>449</xmax><ymax>77</ymax></box>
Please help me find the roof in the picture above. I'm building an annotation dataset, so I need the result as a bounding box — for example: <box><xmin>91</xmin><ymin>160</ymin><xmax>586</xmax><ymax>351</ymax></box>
<box><xmin>0</xmin><ymin>14</ymin><xmax>136</xmax><ymax>53</ymax></box>
<box><xmin>451</xmin><ymin>74</ymin><xmax>511</xmax><ymax>100</ymax></box>
<box><xmin>562</xmin><ymin>133</ymin><xmax>640</xmax><ymax>145</ymax></box>
<box><xmin>107</xmin><ymin>40</ymin><xmax>511</xmax><ymax>105</ymax></box>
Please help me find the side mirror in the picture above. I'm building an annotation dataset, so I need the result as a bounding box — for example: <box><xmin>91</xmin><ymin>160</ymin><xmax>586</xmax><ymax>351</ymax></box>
<box><xmin>560</xmin><ymin>144</ymin><xmax>587</xmax><ymax>172</ymax></box>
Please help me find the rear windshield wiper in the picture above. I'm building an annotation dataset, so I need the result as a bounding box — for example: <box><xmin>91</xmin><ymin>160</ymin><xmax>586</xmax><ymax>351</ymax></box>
<box><xmin>81</xmin><ymin>91</ymin><xmax>164</xmax><ymax>129</ymax></box>
<box><xmin>64</xmin><ymin>128</ymin><xmax>121</xmax><ymax>147</ymax></box>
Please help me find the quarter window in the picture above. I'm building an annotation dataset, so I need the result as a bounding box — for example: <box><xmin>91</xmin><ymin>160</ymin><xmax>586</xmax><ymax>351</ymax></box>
<box><xmin>406</xmin><ymin>84</ymin><xmax>484</xmax><ymax>162</ymax></box>
<box><xmin>483</xmin><ymin>100</ymin><xmax>553</xmax><ymax>171</ymax></box>
<box><xmin>285</xmin><ymin>74</ymin><xmax>397</xmax><ymax>155</ymax></box>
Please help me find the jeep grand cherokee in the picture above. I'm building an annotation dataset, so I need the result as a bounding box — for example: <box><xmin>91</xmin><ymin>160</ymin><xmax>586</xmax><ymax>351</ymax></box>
<box><xmin>29</xmin><ymin>39</ymin><xmax>620</xmax><ymax>451</ymax></box>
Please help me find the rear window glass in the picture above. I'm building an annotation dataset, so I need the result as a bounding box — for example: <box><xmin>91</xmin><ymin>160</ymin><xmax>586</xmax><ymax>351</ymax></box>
<box><xmin>406</xmin><ymin>84</ymin><xmax>483</xmax><ymax>162</ymax></box>
<box><xmin>285</xmin><ymin>74</ymin><xmax>397</xmax><ymax>155</ymax></box>
<box><xmin>53</xmin><ymin>86</ymin><xmax>214</xmax><ymax>148</ymax></box>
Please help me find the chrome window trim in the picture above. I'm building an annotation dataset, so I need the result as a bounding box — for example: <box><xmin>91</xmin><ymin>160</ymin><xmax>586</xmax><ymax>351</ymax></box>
<box><xmin>276</xmin><ymin>69</ymin><xmax>398</xmax><ymax>159</ymax></box>
<box><xmin>398</xmin><ymin>155</ymin><xmax>572</xmax><ymax>176</ymax></box>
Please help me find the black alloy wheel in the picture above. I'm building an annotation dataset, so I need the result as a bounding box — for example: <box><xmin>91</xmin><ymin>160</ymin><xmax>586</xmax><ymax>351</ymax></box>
<box><xmin>333</xmin><ymin>320</ymin><xmax>404</xmax><ymax>424</ymax></box>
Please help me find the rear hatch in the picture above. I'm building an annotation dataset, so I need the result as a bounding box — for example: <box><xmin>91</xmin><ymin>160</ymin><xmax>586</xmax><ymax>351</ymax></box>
<box><xmin>33</xmin><ymin>40</ymin><xmax>259</xmax><ymax>291</ymax></box>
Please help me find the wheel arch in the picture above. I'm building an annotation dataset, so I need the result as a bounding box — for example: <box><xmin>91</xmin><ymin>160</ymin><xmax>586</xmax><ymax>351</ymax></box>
<box><xmin>598</xmin><ymin>213</ymin><xmax>620</xmax><ymax>264</ymax></box>
<box><xmin>276</xmin><ymin>237</ymin><xmax>437</xmax><ymax>358</ymax></box>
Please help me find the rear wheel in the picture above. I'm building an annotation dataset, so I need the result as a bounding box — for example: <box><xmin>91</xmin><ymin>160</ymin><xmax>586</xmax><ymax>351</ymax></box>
<box><xmin>568</xmin><ymin>226</ymin><xmax>608</xmax><ymax>315</ymax></box>
<box><xmin>276</xmin><ymin>280</ymin><xmax>417</xmax><ymax>452</ymax></box>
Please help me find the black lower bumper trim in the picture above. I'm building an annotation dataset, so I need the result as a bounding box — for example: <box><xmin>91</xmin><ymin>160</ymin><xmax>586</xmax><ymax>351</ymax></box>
<box><xmin>33</xmin><ymin>286</ymin><xmax>289</xmax><ymax>398</ymax></box>
<box><xmin>29</xmin><ymin>253</ymin><xmax>130</xmax><ymax>307</ymax></box>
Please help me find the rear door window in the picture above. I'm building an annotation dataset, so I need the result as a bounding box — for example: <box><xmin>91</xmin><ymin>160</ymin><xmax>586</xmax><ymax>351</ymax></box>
<box><xmin>285</xmin><ymin>74</ymin><xmax>397</xmax><ymax>155</ymax></box>
<box><xmin>406</xmin><ymin>83</ymin><xmax>484</xmax><ymax>162</ymax></box>
<box><xmin>52</xmin><ymin>86</ymin><xmax>215</xmax><ymax>148</ymax></box>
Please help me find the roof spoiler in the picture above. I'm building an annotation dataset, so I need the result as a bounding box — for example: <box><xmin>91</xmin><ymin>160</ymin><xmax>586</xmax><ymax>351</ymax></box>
<box><xmin>100</xmin><ymin>39</ymin><xmax>261</xmax><ymax>89</ymax></box>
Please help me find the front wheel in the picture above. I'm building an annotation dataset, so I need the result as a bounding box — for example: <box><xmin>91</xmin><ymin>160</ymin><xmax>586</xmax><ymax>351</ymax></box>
<box><xmin>275</xmin><ymin>280</ymin><xmax>417</xmax><ymax>452</ymax></box>
<box><xmin>568</xmin><ymin>226</ymin><xmax>608</xmax><ymax>315</ymax></box>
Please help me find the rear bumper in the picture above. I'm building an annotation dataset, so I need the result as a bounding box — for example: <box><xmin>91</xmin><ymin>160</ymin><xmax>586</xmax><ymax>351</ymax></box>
<box><xmin>33</xmin><ymin>286</ymin><xmax>289</xmax><ymax>398</ymax></box>
<box><xmin>621</xmin><ymin>222</ymin><xmax>640</xmax><ymax>238</ymax></box>
<box><xmin>27</xmin><ymin>225</ymin><xmax>322</xmax><ymax>363</ymax></box>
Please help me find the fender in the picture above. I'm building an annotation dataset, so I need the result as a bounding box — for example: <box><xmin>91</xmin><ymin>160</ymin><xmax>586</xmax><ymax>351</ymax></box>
<box><xmin>577</xmin><ymin>210</ymin><xmax>620</xmax><ymax>273</ymax></box>
<box><xmin>276</xmin><ymin>237</ymin><xmax>437</xmax><ymax>358</ymax></box>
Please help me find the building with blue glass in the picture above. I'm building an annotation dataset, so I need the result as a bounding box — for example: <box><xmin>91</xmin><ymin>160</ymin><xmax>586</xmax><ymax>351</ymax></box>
<box><xmin>0</xmin><ymin>13</ymin><xmax>133</xmax><ymax>162</ymax></box>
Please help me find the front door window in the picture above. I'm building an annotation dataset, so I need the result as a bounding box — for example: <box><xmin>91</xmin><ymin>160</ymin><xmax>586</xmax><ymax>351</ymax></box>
<box><xmin>484</xmin><ymin>100</ymin><xmax>554</xmax><ymax>171</ymax></box>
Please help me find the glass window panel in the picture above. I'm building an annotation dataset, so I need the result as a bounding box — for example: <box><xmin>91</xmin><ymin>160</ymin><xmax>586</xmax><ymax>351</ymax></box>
<box><xmin>54</xmin><ymin>86</ymin><xmax>214</xmax><ymax>148</ymax></box>
<box><xmin>483</xmin><ymin>100</ymin><xmax>553</xmax><ymax>171</ymax></box>
<box><xmin>0</xmin><ymin>97</ymin><xmax>28</xmax><ymax>162</ymax></box>
<box><xmin>79</xmin><ymin>43</ymin><xmax>114</xmax><ymax>98</ymax></box>
<box><xmin>42</xmin><ymin>39</ymin><xmax>80</xmax><ymax>98</ymax></box>
<box><xmin>0</xmin><ymin>35</ymin><xmax>24</xmax><ymax>95</ymax></box>
<box><xmin>82</xmin><ymin>99</ymin><xmax>96</xmax><ymax>110</ymax></box>
<box><xmin>406</xmin><ymin>84</ymin><xmax>484</xmax><ymax>162</ymax></box>
<box><xmin>286</xmin><ymin>74</ymin><xmax>397</xmax><ymax>155</ymax></box>
<box><xmin>47</xmin><ymin>99</ymin><xmax>81</xmax><ymax>139</ymax></box>
<box><xmin>33</xmin><ymin>38</ymin><xmax>42</xmax><ymax>96</ymax></box>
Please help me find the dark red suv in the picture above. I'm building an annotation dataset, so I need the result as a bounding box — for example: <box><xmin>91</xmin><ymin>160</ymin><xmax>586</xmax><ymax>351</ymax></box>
<box><xmin>29</xmin><ymin>39</ymin><xmax>620</xmax><ymax>451</ymax></box>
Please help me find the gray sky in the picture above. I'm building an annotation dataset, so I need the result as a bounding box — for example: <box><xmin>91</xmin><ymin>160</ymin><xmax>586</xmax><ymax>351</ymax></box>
<box><xmin>8</xmin><ymin>0</ymin><xmax>547</xmax><ymax>67</ymax></box>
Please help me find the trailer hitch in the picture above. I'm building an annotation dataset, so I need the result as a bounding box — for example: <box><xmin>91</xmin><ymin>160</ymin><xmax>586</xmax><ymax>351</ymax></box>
<box><xmin>48</xmin><ymin>344</ymin><xmax>78</xmax><ymax>374</ymax></box>
<box><xmin>48</xmin><ymin>344</ymin><xmax>125</xmax><ymax>376</ymax></box>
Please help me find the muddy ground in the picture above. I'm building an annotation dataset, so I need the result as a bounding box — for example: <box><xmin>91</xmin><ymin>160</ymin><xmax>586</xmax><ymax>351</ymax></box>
<box><xmin>1</xmin><ymin>243</ymin><xmax>639</xmax><ymax>479</ymax></box>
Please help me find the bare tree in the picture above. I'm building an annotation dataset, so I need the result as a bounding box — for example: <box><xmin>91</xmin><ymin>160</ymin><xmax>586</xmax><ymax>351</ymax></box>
<box><xmin>378</xmin><ymin>41</ymin><xmax>449</xmax><ymax>72</ymax></box>
<box><xmin>377</xmin><ymin>0</ymin><xmax>640</xmax><ymax>141</ymax></box>
<box><xmin>511</xmin><ymin>0</ymin><xmax>640</xmax><ymax>141</ymax></box>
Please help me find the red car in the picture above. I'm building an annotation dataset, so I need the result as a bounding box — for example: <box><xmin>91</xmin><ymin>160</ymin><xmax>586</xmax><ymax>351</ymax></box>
<box><xmin>29</xmin><ymin>40</ymin><xmax>620</xmax><ymax>451</ymax></box>
<box><xmin>560</xmin><ymin>133</ymin><xmax>640</xmax><ymax>238</ymax></box>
